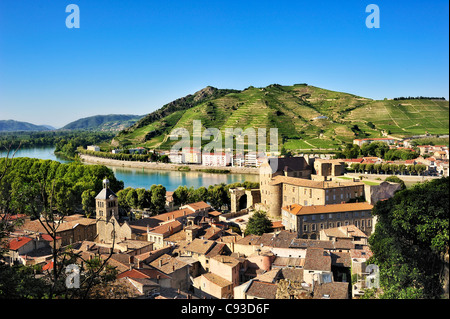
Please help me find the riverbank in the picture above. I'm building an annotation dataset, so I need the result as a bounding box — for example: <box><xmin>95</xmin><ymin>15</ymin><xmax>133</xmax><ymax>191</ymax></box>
<box><xmin>79</xmin><ymin>154</ymin><xmax>260</xmax><ymax>175</ymax></box>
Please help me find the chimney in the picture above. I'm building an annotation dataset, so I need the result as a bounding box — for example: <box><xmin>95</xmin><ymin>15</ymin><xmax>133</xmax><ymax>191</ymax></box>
<box><xmin>159</xmin><ymin>259</ymin><xmax>163</xmax><ymax>267</ymax></box>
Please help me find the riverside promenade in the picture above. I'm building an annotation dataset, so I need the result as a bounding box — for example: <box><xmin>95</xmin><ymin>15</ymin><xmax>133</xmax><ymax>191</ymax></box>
<box><xmin>79</xmin><ymin>154</ymin><xmax>260</xmax><ymax>175</ymax></box>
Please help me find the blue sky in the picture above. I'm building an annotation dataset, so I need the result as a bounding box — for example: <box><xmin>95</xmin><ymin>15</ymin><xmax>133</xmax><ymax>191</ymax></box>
<box><xmin>0</xmin><ymin>0</ymin><xmax>448</xmax><ymax>128</ymax></box>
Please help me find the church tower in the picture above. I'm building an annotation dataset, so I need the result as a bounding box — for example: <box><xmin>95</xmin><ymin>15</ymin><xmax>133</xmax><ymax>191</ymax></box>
<box><xmin>95</xmin><ymin>178</ymin><xmax>119</xmax><ymax>243</ymax></box>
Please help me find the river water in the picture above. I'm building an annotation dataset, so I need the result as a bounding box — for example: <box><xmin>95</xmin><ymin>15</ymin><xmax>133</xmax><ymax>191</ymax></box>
<box><xmin>0</xmin><ymin>146</ymin><xmax>259</xmax><ymax>191</ymax></box>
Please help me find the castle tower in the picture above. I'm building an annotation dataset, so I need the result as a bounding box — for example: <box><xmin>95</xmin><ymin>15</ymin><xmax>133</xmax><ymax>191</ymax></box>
<box><xmin>95</xmin><ymin>178</ymin><xmax>119</xmax><ymax>243</ymax></box>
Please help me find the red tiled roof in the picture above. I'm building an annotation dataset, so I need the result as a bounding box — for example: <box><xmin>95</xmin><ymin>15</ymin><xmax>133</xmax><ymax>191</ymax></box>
<box><xmin>8</xmin><ymin>237</ymin><xmax>32</xmax><ymax>251</ymax></box>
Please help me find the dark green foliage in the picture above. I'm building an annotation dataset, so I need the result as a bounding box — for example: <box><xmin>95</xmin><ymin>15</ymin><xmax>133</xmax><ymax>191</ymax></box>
<box><xmin>245</xmin><ymin>211</ymin><xmax>272</xmax><ymax>236</ymax></box>
<box><xmin>368</xmin><ymin>177</ymin><xmax>449</xmax><ymax>298</ymax></box>
<box><xmin>0</xmin><ymin>157</ymin><xmax>123</xmax><ymax>216</ymax></box>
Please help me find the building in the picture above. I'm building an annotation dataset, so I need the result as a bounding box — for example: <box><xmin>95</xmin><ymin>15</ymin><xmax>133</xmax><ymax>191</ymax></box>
<box><xmin>259</xmin><ymin>157</ymin><xmax>312</xmax><ymax>217</ymax></box>
<box><xmin>353</xmin><ymin>138</ymin><xmax>396</xmax><ymax>147</ymax></box>
<box><xmin>168</xmin><ymin>151</ymin><xmax>183</xmax><ymax>164</ymax></box>
<box><xmin>201</xmin><ymin>152</ymin><xmax>231</xmax><ymax>167</ymax></box>
<box><xmin>281</xmin><ymin>202</ymin><xmax>374</xmax><ymax>239</ymax></box>
<box><xmin>195</xmin><ymin>272</ymin><xmax>234</xmax><ymax>299</ymax></box>
<box><xmin>96</xmin><ymin>179</ymin><xmax>134</xmax><ymax>244</ymax></box>
<box><xmin>312</xmin><ymin>159</ymin><xmax>346</xmax><ymax>181</ymax></box>
<box><xmin>302</xmin><ymin>248</ymin><xmax>333</xmax><ymax>285</ymax></box>
<box><xmin>87</xmin><ymin>145</ymin><xmax>100</xmax><ymax>152</ymax></box>
<box><xmin>266</xmin><ymin>176</ymin><xmax>365</xmax><ymax>218</ymax></box>
<box><xmin>182</xmin><ymin>147</ymin><xmax>201</xmax><ymax>164</ymax></box>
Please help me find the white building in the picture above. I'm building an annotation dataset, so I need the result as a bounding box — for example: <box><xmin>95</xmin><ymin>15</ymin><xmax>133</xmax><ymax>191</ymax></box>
<box><xmin>201</xmin><ymin>152</ymin><xmax>231</xmax><ymax>167</ymax></box>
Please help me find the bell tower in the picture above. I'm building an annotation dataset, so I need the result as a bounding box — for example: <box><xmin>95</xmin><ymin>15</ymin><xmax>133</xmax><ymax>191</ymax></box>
<box><xmin>95</xmin><ymin>178</ymin><xmax>119</xmax><ymax>243</ymax></box>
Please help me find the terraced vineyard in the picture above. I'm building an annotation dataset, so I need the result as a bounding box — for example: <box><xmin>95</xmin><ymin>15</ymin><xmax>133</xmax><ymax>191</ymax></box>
<box><xmin>112</xmin><ymin>84</ymin><xmax>449</xmax><ymax>152</ymax></box>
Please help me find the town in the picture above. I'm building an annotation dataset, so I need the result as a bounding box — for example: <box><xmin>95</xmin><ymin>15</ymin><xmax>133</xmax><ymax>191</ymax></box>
<box><xmin>3</xmin><ymin>152</ymin><xmax>407</xmax><ymax>300</ymax></box>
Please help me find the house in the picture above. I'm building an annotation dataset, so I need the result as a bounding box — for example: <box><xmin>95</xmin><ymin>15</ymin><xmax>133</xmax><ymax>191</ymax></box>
<box><xmin>238</xmin><ymin>280</ymin><xmax>278</xmax><ymax>299</ymax></box>
<box><xmin>209</xmin><ymin>255</ymin><xmax>241</xmax><ymax>287</ymax></box>
<box><xmin>17</xmin><ymin>216</ymin><xmax>97</xmax><ymax>246</ymax></box>
<box><xmin>147</xmin><ymin>220</ymin><xmax>183</xmax><ymax>250</ymax></box>
<box><xmin>319</xmin><ymin>224</ymin><xmax>369</xmax><ymax>248</ymax></box>
<box><xmin>195</xmin><ymin>272</ymin><xmax>234</xmax><ymax>299</ymax></box>
<box><xmin>313</xmin><ymin>281</ymin><xmax>349</xmax><ymax>299</ymax></box>
<box><xmin>177</xmin><ymin>238</ymin><xmax>218</xmax><ymax>273</ymax></box>
<box><xmin>117</xmin><ymin>268</ymin><xmax>171</xmax><ymax>296</ymax></box>
<box><xmin>302</xmin><ymin>248</ymin><xmax>333</xmax><ymax>285</ymax></box>
<box><xmin>149</xmin><ymin>254</ymin><xmax>190</xmax><ymax>291</ymax></box>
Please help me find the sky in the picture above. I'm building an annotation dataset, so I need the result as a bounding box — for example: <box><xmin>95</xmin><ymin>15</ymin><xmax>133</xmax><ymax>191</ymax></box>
<box><xmin>0</xmin><ymin>0</ymin><xmax>448</xmax><ymax>128</ymax></box>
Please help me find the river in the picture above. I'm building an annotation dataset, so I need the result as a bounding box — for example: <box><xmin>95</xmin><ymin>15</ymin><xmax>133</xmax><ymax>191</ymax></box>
<box><xmin>0</xmin><ymin>146</ymin><xmax>259</xmax><ymax>191</ymax></box>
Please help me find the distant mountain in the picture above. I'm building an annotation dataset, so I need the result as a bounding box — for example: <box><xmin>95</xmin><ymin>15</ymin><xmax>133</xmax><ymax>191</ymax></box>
<box><xmin>0</xmin><ymin>120</ymin><xmax>52</xmax><ymax>132</ymax></box>
<box><xmin>61</xmin><ymin>114</ymin><xmax>145</xmax><ymax>131</ymax></box>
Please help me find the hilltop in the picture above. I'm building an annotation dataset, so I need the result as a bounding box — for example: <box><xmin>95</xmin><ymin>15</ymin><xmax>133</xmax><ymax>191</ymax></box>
<box><xmin>111</xmin><ymin>84</ymin><xmax>449</xmax><ymax>151</ymax></box>
<box><xmin>0</xmin><ymin>120</ymin><xmax>52</xmax><ymax>132</ymax></box>
<box><xmin>61</xmin><ymin>114</ymin><xmax>144</xmax><ymax>131</ymax></box>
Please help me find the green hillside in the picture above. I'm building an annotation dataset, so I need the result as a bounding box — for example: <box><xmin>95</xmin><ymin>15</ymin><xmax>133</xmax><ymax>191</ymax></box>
<box><xmin>111</xmin><ymin>84</ymin><xmax>449</xmax><ymax>152</ymax></box>
<box><xmin>62</xmin><ymin>114</ymin><xmax>144</xmax><ymax>131</ymax></box>
<box><xmin>0</xmin><ymin>120</ymin><xmax>51</xmax><ymax>132</ymax></box>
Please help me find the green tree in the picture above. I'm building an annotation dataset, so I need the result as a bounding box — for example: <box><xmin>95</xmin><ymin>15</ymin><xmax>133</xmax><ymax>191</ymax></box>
<box><xmin>150</xmin><ymin>184</ymin><xmax>166</xmax><ymax>214</ymax></box>
<box><xmin>245</xmin><ymin>211</ymin><xmax>273</xmax><ymax>236</ymax></box>
<box><xmin>81</xmin><ymin>190</ymin><xmax>96</xmax><ymax>218</ymax></box>
<box><xmin>367</xmin><ymin>177</ymin><xmax>449</xmax><ymax>299</ymax></box>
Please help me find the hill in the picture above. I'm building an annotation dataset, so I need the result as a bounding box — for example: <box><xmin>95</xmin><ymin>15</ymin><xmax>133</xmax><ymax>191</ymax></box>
<box><xmin>62</xmin><ymin>114</ymin><xmax>144</xmax><ymax>131</ymax></box>
<box><xmin>0</xmin><ymin>120</ymin><xmax>52</xmax><ymax>132</ymax></box>
<box><xmin>111</xmin><ymin>84</ymin><xmax>449</xmax><ymax>151</ymax></box>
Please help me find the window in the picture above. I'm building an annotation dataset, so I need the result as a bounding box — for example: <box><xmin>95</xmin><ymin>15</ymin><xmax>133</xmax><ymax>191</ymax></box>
<box><xmin>336</xmin><ymin>213</ymin><xmax>341</xmax><ymax>219</ymax></box>
<box><xmin>303</xmin><ymin>224</ymin><xmax>308</xmax><ymax>232</ymax></box>
<box><xmin>304</xmin><ymin>200</ymin><xmax>308</xmax><ymax>206</ymax></box>
<box><xmin>303</xmin><ymin>216</ymin><xmax>308</xmax><ymax>222</ymax></box>
<box><xmin>311</xmin><ymin>215</ymin><xmax>316</xmax><ymax>221</ymax></box>
<box><xmin>312</xmin><ymin>224</ymin><xmax>317</xmax><ymax>231</ymax></box>
<box><xmin>328</xmin><ymin>214</ymin><xmax>333</xmax><ymax>219</ymax></box>
<box><xmin>340</xmin><ymin>194</ymin><xmax>343</xmax><ymax>199</ymax></box>
<box><xmin>354</xmin><ymin>212</ymin><xmax>359</xmax><ymax>217</ymax></box>
<box><xmin>345</xmin><ymin>221</ymin><xmax>349</xmax><ymax>226</ymax></box>
<box><xmin>337</xmin><ymin>222</ymin><xmax>341</xmax><ymax>227</ymax></box>
<box><xmin>361</xmin><ymin>220</ymin><xmax>365</xmax><ymax>228</ymax></box>
<box><xmin>355</xmin><ymin>220</ymin><xmax>359</xmax><ymax>227</ymax></box>
<box><xmin>320</xmin><ymin>223</ymin><xmax>324</xmax><ymax>230</ymax></box>
<box><xmin>326</xmin><ymin>195</ymin><xmax>329</xmax><ymax>201</ymax></box>
<box><xmin>320</xmin><ymin>214</ymin><xmax>324</xmax><ymax>220</ymax></box>
<box><xmin>367</xmin><ymin>219</ymin><xmax>372</xmax><ymax>227</ymax></box>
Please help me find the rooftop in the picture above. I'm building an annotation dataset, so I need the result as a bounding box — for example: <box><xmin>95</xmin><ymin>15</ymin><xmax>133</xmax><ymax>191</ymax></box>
<box><xmin>270</xmin><ymin>175</ymin><xmax>364</xmax><ymax>188</ymax></box>
<box><xmin>282</xmin><ymin>202</ymin><xmax>373</xmax><ymax>216</ymax></box>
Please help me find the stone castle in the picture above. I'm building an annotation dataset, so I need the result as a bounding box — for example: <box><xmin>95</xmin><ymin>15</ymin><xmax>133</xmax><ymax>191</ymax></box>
<box><xmin>230</xmin><ymin>156</ymin><xmax>401</xmax><ymax>219</ymax></box>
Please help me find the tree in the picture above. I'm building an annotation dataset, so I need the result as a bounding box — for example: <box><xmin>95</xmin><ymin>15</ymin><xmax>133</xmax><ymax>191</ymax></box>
<box><xmin>245</xmin><ymin>211</ymin><xmax>272</xmax><ymax>236</ymax></box>
<box><xmin>81</xmin><ymin>190</ymin><xmax>96</xmax><ymax>218</ymax></box>
<box><xmin>173</xmin><ymin>185</ymin><xmax>190</xmax><ymax>206</ymax></box>
<box><xmin>415</xmin><ymin>164</ymin><xmax>427</xmax><ymax>176</ymax></box>
<box><xmin>208</xmin><ymin>184</ymin><xmax>229</xmax><ymax>209</ymax></box>
<box><xmin>367</xmin><ymin>177</ymin><xmax>449</xmax><ymax>299</ymax></box>
<box><xmin>150</xmin><ymin>184</ymin><xmax>166</xmax><ymax>214</ymax></box>
<box><xmin>384</xmin><ymin>176</ymin><xmax>406</xmax><ymax>190</ymax></box>
<box><xmin>125</xmin><ymin>188</ymin><xmax>138</xmax><ymax>209</ymax></box>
